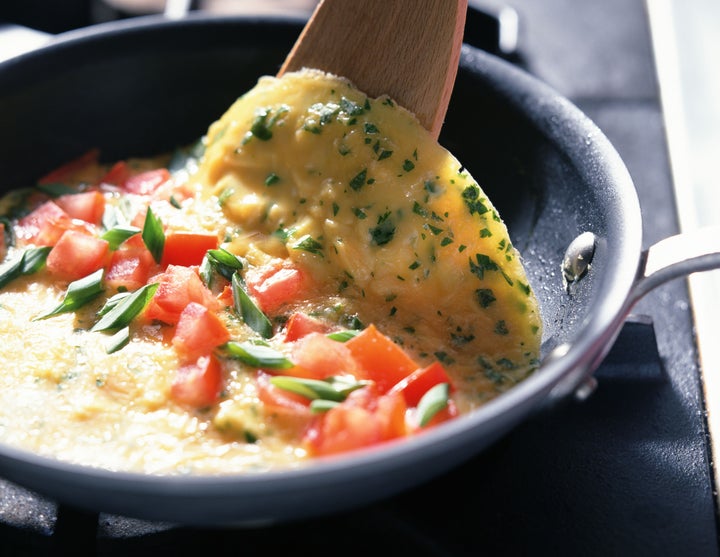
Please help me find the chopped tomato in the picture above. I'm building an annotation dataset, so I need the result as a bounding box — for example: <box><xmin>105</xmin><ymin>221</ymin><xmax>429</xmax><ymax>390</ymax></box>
<box><xmin>123</xmin><ymin>205</ymin><xmax>150</xmax><ymax>248</ymax></box>
<box><xmin>284</xmin><ymin>332</ymin><xmax>361</xmax><ymax>379</ymax></box>
<box><xmin>123</xmin><ymin>169</ymin><xmax>171</xmax><ymax>195</ymax></box>
<box><xmin>217</xmin><ymin>284</ymin><xmax>234</xmax><ymax>307</ymax></box>
<box><xmin>345</xmin><ymin>324</ymin><xmax>418</xmax><ymax>393</ymax></box>
<box><xmin>256</xmin><ymin>370</ymin><xmax>313</xmax><ymax>417</ymax></box>
<box><xmin>245</xmin><ymin>261</ymin><xmax>307</xmax><ymax>313</ymax></box>
<box><xmin>15</xmin><ymin>200</ymin><xmax>91</xmax><ymax>246</ymax></box>
<box><xmin>55</xmin><ymin>191</ymin><xmax>106</xmax><ymax>225</ymax></box>
<box><xmin>388</xmin><ymin>361</ymin><xmax>453</xmax><ymax>406</ymax></box>
<box><xmin>149</xmin><ymin>178</ymin><xmax>194</xmax><ymax>204</ymax></box>
<box><xmin>38</xmin><ymin>149</ymin><xmax>99</xmax><ymax>185</ymax></box>
<box><xmin>303</xmin><ymin>385</ymin><xmax>407</xmax><ymax>457</ymax></box>
<box><xmin>161</xmin><ymin>232</ymin><xmax>218</xmax><ymax>267</ymax></box>
<box><xmin>96</xmin><ymin>161</ymin><xmax>131</xmax><ymax>188</ymax></box>
<box><xmin>105</xmin><ymin>246</ymin><xmax>157</xmax><ymax>292</ymax></box>
<box><xmin>172</xmin><ymin>302</ymin><xmax>231</xmax><ymax>361</ymax></box>
<box><xmin>143</xmin><ymin>265</ymin><xmax>219</xmax><ymax>325</ymax></box>
<box><xmin>283</xmin><ymin>312</ymin><xmax>328</xmax><ymax>342</ymax></box>
<box><xmin>171</xmin><ymin>354</ymin><xmax>223</xmax><ymax>408</ymax></box>
<box><xmin>46</xmin><ymin>230</ymin><xmax>110</xmax><ymax>281</ymax></box>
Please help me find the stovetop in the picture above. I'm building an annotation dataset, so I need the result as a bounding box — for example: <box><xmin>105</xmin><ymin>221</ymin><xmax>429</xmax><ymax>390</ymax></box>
<box><xmin>0</xmin><ymin>1</ymin><xmax>718</xmax><ymax>555</ymax></box>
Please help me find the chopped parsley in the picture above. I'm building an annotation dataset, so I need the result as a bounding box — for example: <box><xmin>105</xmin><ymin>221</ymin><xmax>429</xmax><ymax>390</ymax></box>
<box><xmin>370</xmin><ymin>211</ymin><xmax>396</xmax><ymax>246</ymax></box>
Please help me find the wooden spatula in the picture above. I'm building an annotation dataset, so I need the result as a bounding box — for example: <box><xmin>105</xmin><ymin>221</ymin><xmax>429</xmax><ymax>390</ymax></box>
<box><xmin>278</xmin><ymin>0</ymin><xmax>468</xmax><ymax>139</ymax></box>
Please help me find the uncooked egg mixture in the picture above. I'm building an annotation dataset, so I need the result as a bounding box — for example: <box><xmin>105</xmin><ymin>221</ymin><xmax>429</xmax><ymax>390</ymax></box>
<box><xmin>0</xmin><ymin>70</ymin><xmax>541</xmax><ymax>473</ymax></box>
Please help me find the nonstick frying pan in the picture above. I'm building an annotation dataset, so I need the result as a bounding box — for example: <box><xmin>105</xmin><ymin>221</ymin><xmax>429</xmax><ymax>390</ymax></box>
<box><xmin>0</xmin><ymin>14</ymin><xmax>718</xmax><ymax>526</ymax></box>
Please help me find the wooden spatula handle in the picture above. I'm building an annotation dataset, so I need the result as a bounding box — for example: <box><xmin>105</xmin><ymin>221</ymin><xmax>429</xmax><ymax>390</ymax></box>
<box><xmin>279</xmin><ymin>0</ymin><xmax>467</xmax><ymax>138</ymax></box>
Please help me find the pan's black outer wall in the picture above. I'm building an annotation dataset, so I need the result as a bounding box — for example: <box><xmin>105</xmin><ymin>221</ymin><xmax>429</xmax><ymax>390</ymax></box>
<box><xmin>0</xmin><ymin>14</ymin><xmax>643</xmax><ymax>526</ymax></box>
<box><xmin>0</xmin><ymin>16</ymin><xmax>301</xmax><ymax>179</ymax></box>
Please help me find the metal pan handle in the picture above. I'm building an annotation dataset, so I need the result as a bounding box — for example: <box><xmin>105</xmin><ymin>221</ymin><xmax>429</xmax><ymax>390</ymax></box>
<box><xmin>544</xmin><ymin>225</ymin><xmax>720</xmax><ymax>406</ymax></box>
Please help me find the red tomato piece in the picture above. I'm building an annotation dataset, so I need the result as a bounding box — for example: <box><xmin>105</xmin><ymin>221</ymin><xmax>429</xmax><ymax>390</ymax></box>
<box><xmin>172</xmin><ymin>302</ymin><xmax>231</xmax><ymax>361</ymax></box>
<box><xmin>38</xmin><ymin>149</ymin><xmax>99</xmax><ymax>185</ymax></box>
<box><xmin>171</xmin><ymin>354</ymin><xmax>223</xmax><ymax>408</ymax></box>
<box><xmin>217</xmin><ymin>284</ymin><xmax>234</xmax><ymax>307</ymax></box>
<box><xmin>105</xmin><ymin>246</ymin><xmax>157</xmax><ymax>292</ymax></box>
<box><xmin>245</xmin><ymin>261</ymin><xmax>306</xmax><ymax>313</ymax></box>
<box><xmin>345</xmin><ymin>324</ymin><xmax>419</xmax><ymax>393</ymax></box>
<box><xmin>388</xmin><ymin>361</ymin><xmax>453</xmax><ymax>407</ymax></box>
<box><xmin>55</xmin><ymin>191</ymin><xmax>106</xmax><ymax>225</ymax></box>
<box><xmin>284</xmin><ymin>332</ymin><xmax>361</xmax><ymax>379</ymax></box>
<box><xmin>46</xmin><ymin>230</ymin><xmax>110</xmax><ymax>281</ymax></box>
<box><xmin>123</xmin><ymin>169</ymin><xmax>171</xmax><ymax>195</ymax></box>
<box><xmin>16</xmin><ymin>200</ymin><xmax>90</xmax><ymax>246</ymax></box>
<box><xmin>143</xmin><ymin>265</ymin><xmax>219</xmax><ymax>325</ymax></box>
<box><xmin>161</xmin><ymin>232</ymin><xmax>218</xmax><ymax>267</ymax></box>
<box><xmin>303</xmin><ymin>386</ymin><xmax>407</xmax><ymax>457</ymax></box>
<box><xmin>96</xmin><ymin>161</ymin><xmax>131</xmax><ymax>188</ymax></box>
<box><xmin>283</xmin><ymin>312</ymin><xmax>329</xmax><ymax>342</ymax></box>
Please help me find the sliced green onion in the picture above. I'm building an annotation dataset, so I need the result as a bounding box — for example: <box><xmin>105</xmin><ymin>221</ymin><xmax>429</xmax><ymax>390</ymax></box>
<box><xmin>0</xmin><ymin>246</ymin><xmax>51</xmax><ymax>289</ymax></box>
<box><xmin>91</xmin><ymin>282</ymin><xmax>158</xmax><ymax>332</ymax></box>
<box><xmin>270</xmin><ymin>375</ymin><xmax>368</xmax><ymax>403</ymax></box>
<box><xmin>142</xmin><ymin>207</ymin><xmax>165</xmax><ymax>263</ymax></box>
<box><xmin>310</xmin><ymin>399</ymin><xmax>340</xmax><ymax>413</ymax></box>
<box><xmin>34</xmin><ymin>268</ymin><xmax>105</xmax><ymax>320</ymax></box>
<box><xmin>221</xmin><ymin>340</ymin><xmax>293</xmax><ymax>369</ymax></box>
<box><xmin>205</xmin><ymin>248</ymin><xmax>244</xmax><ymax>281</ymax></box>
<box><xmin>416</xmin><ymin>383</ymin><xmax>450</xmax><ymax>427</ymax></box>
<box><xmin>96</xmin><ymin>291</ymin><xmax>132</xmax><ymax>317</ymax></box>
<box><xmin>232</xmin><ymin>271</ymin><xmax>272</xmax><ymax>338</ymax></box>
<box><xmin>101</xmin><ymin>225</ymin><xmax>141</xmax><ymax>250</ymax></box>
<box><xmin>105</xmin><ymin>326</ymin><xmax>130</xmax><ymax>354</ymax></box>
<box><xmin>326</xmin><ymin>329</ymin><xmax>361</xmax><ymax>342</ymax></box>
<box><xmin>269</xmin><ymin>376</ymin><xmax>345</xmax><ymax>402</ymax></box>
<box><xmin>21</xmin><ymin>246</ymin><xmax>53</xmax><ymax>274</ymax></box>
<box><xmin>36</xmin><ymin>183</ymin><xmax>76</xmax><ymax>197</ymax></box>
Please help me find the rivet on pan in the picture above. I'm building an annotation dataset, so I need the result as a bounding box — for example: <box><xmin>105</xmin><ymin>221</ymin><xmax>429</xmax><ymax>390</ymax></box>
<box><xmin>562</xmin><ymin>231</ymin><xmax>596</xmax><ymax>289</ymax></box>
<box><xmin>573</xmin><ymin>376</ymin><xmax>598</xmax><ymax>402</ymax></box>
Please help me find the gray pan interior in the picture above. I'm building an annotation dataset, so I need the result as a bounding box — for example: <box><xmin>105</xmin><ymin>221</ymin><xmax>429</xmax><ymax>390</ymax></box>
<box><xmin>0</xmin><ymin>15</ymin><xmax>641</xmax><ymax>525</ymax></box>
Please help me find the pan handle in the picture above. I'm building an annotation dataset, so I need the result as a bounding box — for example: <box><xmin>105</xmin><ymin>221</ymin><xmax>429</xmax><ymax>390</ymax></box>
<box><xmin>545</xmin><ymin>225</ymin><xmax>720</xmax><ymax>406</ymax></box>
<box><xmin>628</xmin><ymin>225</ymin><xmax>720</xmax><ymax>306</ymax></box>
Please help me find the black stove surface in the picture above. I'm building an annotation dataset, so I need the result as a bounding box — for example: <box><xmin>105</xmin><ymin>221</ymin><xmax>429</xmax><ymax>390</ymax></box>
<box><xmin>0</xmin><ymin>1</ymin><xmax>718</xmax><ymax>555</ymax></box>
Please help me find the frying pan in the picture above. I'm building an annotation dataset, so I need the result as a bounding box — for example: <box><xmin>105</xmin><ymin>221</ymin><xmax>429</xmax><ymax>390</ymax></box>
<box><xmin>0</xmin><ymin>14</ymin><xmax>718</xmax><ymax>526</ymax></box>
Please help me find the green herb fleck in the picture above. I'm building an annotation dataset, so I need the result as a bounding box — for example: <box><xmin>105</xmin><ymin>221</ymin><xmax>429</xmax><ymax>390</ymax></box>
<box><xmin>370</xmin><ymin>211</ymin><xmax>396</xmax><ymax>246</ymax></box>
<box><xmin>475</xmin><ymin>288</ymin><xmax>496</xmax><ymax>308</ymax></box>
<box><xmin>469</xmin><ymin>253</ymin><xmax>498</xmax><ymax>279</ymax></box>
<box><xmin>292</xmin><ymin>234</ymin><xmax>324</xmax><ymax>257</ymax></box>
<box><xmin>494</xmin><ymin>320</ymin><xmax>509</xmax><ymax>335</ymax></box>
<box><xmin>462</xmin><ymin>186</ymin><xmax>489</xmax><ymax>216</ymax></box>
<box><xmin>349</xmin><ymin>169</ymin><xmax>368</xmax><ymax>191</ymax></box>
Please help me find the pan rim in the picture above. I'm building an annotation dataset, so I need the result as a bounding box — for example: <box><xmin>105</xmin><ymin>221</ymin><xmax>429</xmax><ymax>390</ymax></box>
<box><xmin>0</xmin><ymin>13</ymin><xmax>643</xmax><ymax>524</ymax></box>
